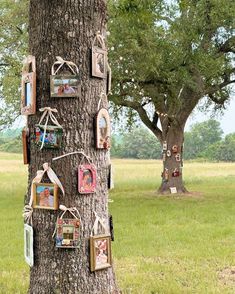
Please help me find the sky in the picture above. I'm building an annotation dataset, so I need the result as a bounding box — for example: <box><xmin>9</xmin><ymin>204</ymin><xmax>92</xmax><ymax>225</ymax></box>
<box><xmin>186</xmin><ymin>97</ymin><xmax>235</xmax><ymax>135</ymax></box>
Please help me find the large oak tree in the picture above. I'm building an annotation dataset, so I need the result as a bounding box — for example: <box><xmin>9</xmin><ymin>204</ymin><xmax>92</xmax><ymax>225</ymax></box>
<box><xmin>108</xmin><ymin>0</ymin><xmax>235</xmax><ymax>193</ymax></box>
<box><xmin>25</xmin><ymin>0</ymin><xmax>119</xmax><ymax>293</ymax></box>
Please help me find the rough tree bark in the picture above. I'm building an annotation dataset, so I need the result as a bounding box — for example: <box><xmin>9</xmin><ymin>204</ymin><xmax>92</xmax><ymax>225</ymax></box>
<box><xmin>26</xmin><ymin>1</ymin><xmax>119</xmax><ymax>293</ymax></box>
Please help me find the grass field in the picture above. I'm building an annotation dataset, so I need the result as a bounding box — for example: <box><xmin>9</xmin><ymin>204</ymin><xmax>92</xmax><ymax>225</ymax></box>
<box><xmin>0</xmin><ymin>153</ymin><xmax>235</xmax><ymax>293</ymax></box>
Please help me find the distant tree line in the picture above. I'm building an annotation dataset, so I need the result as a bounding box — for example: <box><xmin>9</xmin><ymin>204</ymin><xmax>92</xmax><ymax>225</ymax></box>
<box><xmin>1</xmin><ymin>120</ymin><xmax>235</xmax><ymax>161</ymax></box>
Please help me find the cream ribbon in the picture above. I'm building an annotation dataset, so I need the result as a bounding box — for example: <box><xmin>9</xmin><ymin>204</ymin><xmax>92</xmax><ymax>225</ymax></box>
<box><xmin>52</xmin><ymin>205</ymin><xmax>83</xmax><ymax>238</ymax></box>
<box><xmin>38</xmin><ymin>107</ymin><xmax>62</xmax><ymax>150</ymax></box>
<box><xmin>92</xmin><ymin>32</ymin><xmax>106</xmax><ymax>50</ymax></box>
<box><xmin>52</xmin><ymin>150</ymin><xmax>92</xmax><ymax>165</ymax></box>
<box><xmin>106</xmin><ymin>62</ymin><xmax>112</xmax><ymax>95</ymax></box>
<box><xmin>23</xmin><ymin>163</ymin><xmax>65</xmax><ymax>224</ymax></box>
<box><xmin>51</xmin><ymin>56</ymin><xmax>79</xmax><ymax>76</ymax></box>
<box><xmin>97</xmin><ymin>92</ymin><xmax>108</xmax><ymax>111</ymax></box>
<box><xmin>91</xmin><ymin>211</ymin><xmax>109</xmax><ymax>236</ymax></box>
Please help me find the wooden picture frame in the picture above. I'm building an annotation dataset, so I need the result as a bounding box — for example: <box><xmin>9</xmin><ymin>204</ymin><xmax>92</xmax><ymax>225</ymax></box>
<box><xmin>78</xmin><ymin>164</ymin><xmax>97</xmax><ymax>194</ymax></box>
<box><xmin>22</xmin><ymin>127</ymin><xmax>30</xmax><ymax>164</ymax></box>
<box><xmin>90</xmin><ymin>234</ymin><xmax>112</xmax><ymax>272</ymax></box>
<box><xmin>172</xmin><ymin>145</ymin><xmax>178</xmax><ymax>153</ymax></box>
<box><xmin>24</xmin><ymin>224</ymin><xmax>34</xmax><ymax>267</ymax></box>
<box><xmin>170</xmin><ymin>187</ymin><xmax>177</xmax><ymax>194</ymax></box>
<box><xmin>95</xmin><ymin>108</ymin><xmax>111</xmax><ymax>149</ymax></box>
<box><xmin>21</xmin><ymin>56</ymin><xmax>36</xmax><ymax>115</ymax></box>
<box><xmin>35</xmin><ymin>125</ymin><xmax>63</xmax><ymax>149</ymax></box>
<box><xmin>108</xmin><ymin>164</ymin><xmax>114</xmax><ymax>190</ymax></box>
<box><xmin>50</xmin><ymin>75</ymin><xmax>81</xmax><ymax>98</ymax></box>
<box><xmin>163</xmin><ymin>141</ymin><xmax>167</xmax><ymax>151</ymax></box>
<box><xmin>56</xmin><ymin>218</ymin><xmax>80</xmax><ymax>248</ymax></box>
<box><xmin>91</xmin><ymin>46</ymin><xmax>107</xmax><ymax>78</ymax></box>
<box><xmin>33</xmin><ymin>183</ymin><xmax>58</xmax><ymax>210</ymax></box>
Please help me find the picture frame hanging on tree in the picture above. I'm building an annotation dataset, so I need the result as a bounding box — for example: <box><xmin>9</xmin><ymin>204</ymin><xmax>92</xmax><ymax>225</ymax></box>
<box><xmin>172</xmin><ymin>145</ymin><xmax>178</xmax><ymax>153</ymax></box>
<box><xmin>22</xmin><ymin>127</ymin><xmax>30</xmax><ymax>164</ymax></box>
<box><xmin>56</xmin><ymin>218</ymin><xmax>80</xmax><ymax>248</ymax></box>
<box><xmin>33</xmin><ymin>183</ymin><xmax>59</xmax><ymax>210</ymax></box>
<box><xmin>90</xmin><ymin>234</ymin><xmax>112</xmax><ymax>271</ymax></box>
<box><xmin>24</xmin><ymin>223</ymin><xmax>34</xmax><ymax>267</ymax></box>
<box><xmin>50</xmin><ymin>56</ymin><xmax>81</xmax><ymax>98</ymax></box>
<box><xmin>91</xmin><ymin>33</ymin><xmax>107</xmax><ymax>78</ymax></box>
<box><xmin>78</xmin><ymin>164</ymin><xmax>97</xmax><ymax>194</ymax></box>
<box><xmin>107</xmin><ymin>164</ymin><xmax>114</xmax><ymax>189</ymax></box>
<box><xmin>35</xmin><ymin>125</ymin><xmax>63</xmax><ymax>149</ymax></box>
<box><xmin>170</xmin><ymin>187</ymin><xmax>177</xmax><ymax>194</ymax></box>
<box><xmin>21</xmin><ymin>55</ymin><xmax>36</xmax><ymax>115</ymax></box>
<box><xmin>95</xmin><ymin>108</ymin><xmax>111</xmax><ymax>149</ymax></box>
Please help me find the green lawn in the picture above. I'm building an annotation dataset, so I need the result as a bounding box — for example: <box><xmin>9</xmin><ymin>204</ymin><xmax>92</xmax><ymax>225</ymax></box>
<box><xmin>0</xmin><ymin>153</ymin><xmax>235</xmax><ymax>293</ymax></box>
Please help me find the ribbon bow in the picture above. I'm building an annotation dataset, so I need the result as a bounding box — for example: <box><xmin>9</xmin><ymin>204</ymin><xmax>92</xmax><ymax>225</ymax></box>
<box><xmin>59</xmin><ymin>205</ymin><xmax>79</xmax><ymax>220</ymax></box>
<box><xmin>38</xmin><ymin>107</ymin><xmax>62</xmax><ymax>150</ymax></box>
<box><xmin>91</xmin><ymin>211</ymin><xmax>109</xmax><ymax>236</ymax></box>
<box><xmin>51</xmin><ymin>56</ymin><xmax>79</xmax><ymax>76</ymax></box>
<box><xmin>23</xmin><ymin>163</ymin><xmax>65</xmax><ymax>224</ymax></box>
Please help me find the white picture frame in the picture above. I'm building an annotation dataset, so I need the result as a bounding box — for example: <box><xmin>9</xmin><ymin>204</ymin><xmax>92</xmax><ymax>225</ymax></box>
<box><xmin>24</xmin><ymin>223</ymin><xmax>34</xmax><ymax>267</ymax></box>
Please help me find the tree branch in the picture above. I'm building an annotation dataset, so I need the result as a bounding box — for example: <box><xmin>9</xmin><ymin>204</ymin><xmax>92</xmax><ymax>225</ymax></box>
<box><xmin>116</xmin><ymin>99</ymin><xmax>163</xmax><ymax>142</ymax></box>
<box><xmin>219</xmin><ymin>36</ymin><xmax>235</xmax><ymax>54</ymax></box>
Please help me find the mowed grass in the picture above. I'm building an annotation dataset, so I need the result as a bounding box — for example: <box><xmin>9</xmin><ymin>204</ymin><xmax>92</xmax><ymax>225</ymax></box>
<box><xmin>0</xmin><ymin>153</ymin><xmax>235</xmax><ymax>293</ymax></box>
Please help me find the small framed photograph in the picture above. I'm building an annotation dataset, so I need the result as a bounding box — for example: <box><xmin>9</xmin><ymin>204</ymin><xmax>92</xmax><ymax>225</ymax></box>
<box><xmin>90</xmin><ymin>234</ymin><xmax>112</xmax><ymax>271</ymax></box>
<box><xmin>24</xmin><ymin>224</ymin><xmax>34</xmax><ymax>267</ymax></box>
<box><xmin>56</xmin><ymin>218</ymin><xmax>80</xmax><ymax>248</ymax></box>
<box><xmin>21</xmin><ymin>72</ymin><xmax>36</xmax><ymax>115</ymax></box>
<box><xmin>50</xmin><ymin>75</ymin><xmax>81</xmax><ymax>98</ymax></box>
<box><xmin>163</xmin><ymin>141</ymin><xmax>167</xmax><ymax>151</ymax></box>
<box><xmin>95</xmin><ymin>108</ymin><xmax>111</xmax><ymax>149</ymax></box>
<box><xmin>33</xmin><ymin>183</ymin><xmax>58</xmax><ymax>210</ymax></box>
<box><xmin>78</xmin><ymin>164</ymin><xmax>97</xmax><ymax>194</ymax></box>
<box><xmin>91</xmin><ymin>47</ymin><xmax>107</xmax><ymax>78</ymax></box>
<box><xmin>170</xmin><ymin>187</ymin><xmax>177</xmax><ymax>194</ymax></box>
<box><xmin>35</xmin><ymin>125</ymin><xmax>63</xmax><ymax>149</ymax></box>
<box><xmin>22</xmin><ymin>128</ymin><xmax>30</xmax><ymax>164</ymax></box>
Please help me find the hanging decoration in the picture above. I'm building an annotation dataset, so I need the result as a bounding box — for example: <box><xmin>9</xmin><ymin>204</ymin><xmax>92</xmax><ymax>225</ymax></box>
<box><xmin>162</xmin><ymin>168</ymin><xmax>169</xmax><ymax>182</ymax></box>
<box><xmin>33</xmin><ymin>183</ymin><xmax>59</xmax><ymax>210</ymax></box>
<box><xmin>175</xmin><ymin>153</ymin><xmax>181</xmax><ymax>162</ymax></box>
<box><xmin>21</xmin><ymin>55</ymin><xmax>36</xmax><ymax>115</ymax></box>
<box><xmin>91</xmin><ymin>32</ymin><xmax>107</xmax><ymax>78</ymax></box>
<box><xmin>106</xmin><ymin>61</ymin><xmax>112</xmax><ymax>95</ymax></box>
<box><xmin>109</xmin><ymin>214</ymin><xmax>114</xmax><ymax>241</ymax></box>
<box><xmin>162</xmin><ymin>141</ymin><xmax>167</xmax><ymax>151</ymax></box>
<box><xmin>50</xmin><ymin>56</ymin><xmax>81</xmax><ymax>98</ymax></box>
<box><xmin>166</xmin><ymin>150</ymin><xmax>171</xmax><ymax>157</ymax></box>
<box><xmin>90</xmin><ymin>212</ymin><xmax>112</xmax><ymax>272</ymax></box>
<box><xmin>107</xmin><ymin>164</ymin><xmax>114</xmax><ymax>190</ymax></box>
<box><xmin>35</xmin><ymin>107</ymin><xmax>63</xmax><ymax>150</ymax></box>
<box><xmin>23</xmin><ymin>163</ymin><xmax>65</xmax><ymax>223</ymax></box>
<box><xmin>172</xmin><ymin>168</ymin><xmax>180</xmax><ymax>177</ymax></box>
<box><xmin>172</xmin><ymin>145</ymin><xmax>178</xmax><ymax>153</ymax></box>
<box><xmin>54</xmin><ymin>205</ymin><xmax>82</xmax><ymax>248</ymax></box>
<box><xmin>22</xmin><ymin>127</ymin><xmax>30</xmax><ymax>164</ymax></box>
<box><xmin>78</xmin><ymin>164</ymin><xmax>97</xmax><ymax>194</ymax></box>
<box><xmin>162</xmin><ymin>153</ymin><xmax>166</xmax><ymax>162</ymax></box>
<box><xmin>95</xmin><ymin>93</ymin><xmax>111</xmax><ymax>149</ymax></box>
<box><xmin>24</xmin><ymin>223</ymin><xmax>34</xmax><ymax>267</ymax></box>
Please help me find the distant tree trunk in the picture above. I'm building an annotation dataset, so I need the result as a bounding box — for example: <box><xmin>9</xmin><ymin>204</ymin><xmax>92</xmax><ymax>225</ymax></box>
<box><xmin>27</xmin><ymin>1</ymin><xmax>119</xmax><ymax>293</ymax></box>
<box><xmin>158</xmin><ymin>124</ymin><xmax>187</xmax><ymax>194</ymax></box>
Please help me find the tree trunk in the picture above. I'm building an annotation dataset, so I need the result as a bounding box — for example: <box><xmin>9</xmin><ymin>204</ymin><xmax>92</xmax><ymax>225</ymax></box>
<box><xmin>27</xmin><ymin>1</ymin><xmax>119</xmax><ymax>293</ymax></box>
<box><xmin>158</xmin><ymin>124</ymin><xmax>188</xmax><ymax>194</ymax></box>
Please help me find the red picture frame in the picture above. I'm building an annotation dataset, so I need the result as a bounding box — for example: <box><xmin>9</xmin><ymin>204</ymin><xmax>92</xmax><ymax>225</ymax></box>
<box><xmin>78</xmin><ymin>164</ymin><xmax>97</xmax><ymax>194</ymax></box>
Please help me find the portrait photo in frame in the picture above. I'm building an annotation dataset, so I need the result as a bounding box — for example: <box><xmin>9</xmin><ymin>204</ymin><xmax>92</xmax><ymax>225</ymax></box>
<box><xmin>91</xmin><ymin>33</ymin><xmax>107</xmax><ymax>78</ymax></box>
<box><xmin>95</xmin><ymin>108</ymin><xmax>111</xmax><ymax>149</ymax></box>
<box><xmin>33</xmin><ymin>183</ymin><xmax>58</xmax><ymax>210</ymax></box>
<box><xmin>35</xmin><ymin>125</ymin><xmax>63</xmax><ymax>149</ymax></box>
<box><xmin>24</xmin><ymin>223</ymin><xmax>34</xmax><ymax>267</ymax></box>
<box><xmin>90</xmin><ymin>234</ymin><xmax>112</xmax><ymax>272</ymax></box>
<box><xmin>78</xmin><ymin>164</ymin><xmax>97</xmax><ymax>194</ymax></box>
<box><xmin>50</xmin><ymin>75</ymin><xmax>81</xmax><ymax>98</ymax></box>
<box><xmin>21</xmin><ymin>55</ymin><xmax>36</xmax><ymax>115</ymax></box>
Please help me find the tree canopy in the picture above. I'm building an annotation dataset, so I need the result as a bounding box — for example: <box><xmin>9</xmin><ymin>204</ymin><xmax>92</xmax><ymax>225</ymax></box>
<box><xmin>108</xmin><ymin>0</ymin><xmax>235</xmax><ymax>142</ymax></box>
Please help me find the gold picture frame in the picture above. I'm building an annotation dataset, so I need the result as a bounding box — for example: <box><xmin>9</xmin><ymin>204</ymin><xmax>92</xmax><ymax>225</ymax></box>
<box><xmin>90</xmin><ymin>234</ymin><xmax>112</xmax><ymax>272</ymax></box>
<box><xmin>33</xmin><ymin>183</ymin><xmax>58</xmax><ymax>210</ymax></box>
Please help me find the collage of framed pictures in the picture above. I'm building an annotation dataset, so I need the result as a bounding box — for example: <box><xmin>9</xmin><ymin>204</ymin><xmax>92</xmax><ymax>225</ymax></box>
<box><xmin>90</xmin><ymin>234</ymin><xmax>112</xmax><ymax>272</ymax></box>
<box><xmin>32</xmin><ymin>183</ymin><xmax>59</xmax><ymax>210</ymax></box>
<box><xmin>56</xmin><ymin>218</ymin><xmax>80</xmax><ymax>248</ymax></box>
